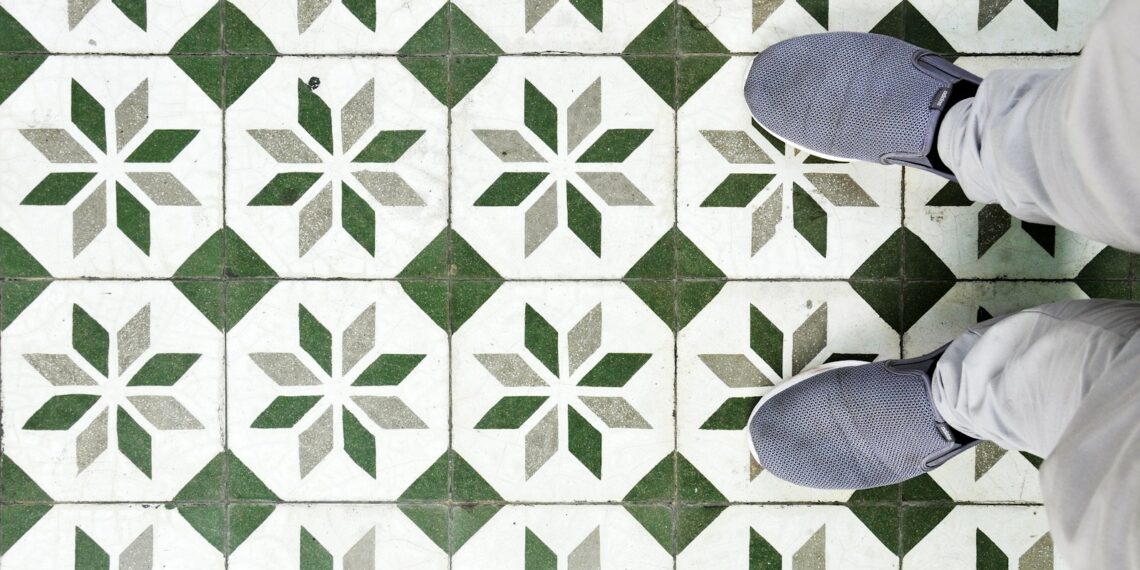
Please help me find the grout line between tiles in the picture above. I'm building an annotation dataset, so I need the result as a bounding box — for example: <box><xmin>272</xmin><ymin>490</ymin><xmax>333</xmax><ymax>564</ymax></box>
<box><xmin>898</xmin><ymin>166</ymin><xmax>907</xmax><ymax>568</ymax></box>
<box><xmin>0</xmin><ymin>51</ymin><xmax>1086</xmax><ymax>58</ymax></box>
<box><xmin>0</xmin><ymin>498</ymin><xmax>1045</xmax><ymax>507</ymax></box>
<box><xmin>0</xmin><ymin>276</ymin><xmax>1119</xmax><ymax>283</ymax></box>
<box><xmin>445</xmin><ymin>2</ymin><xmax>456</xmax><ymax>565</ymax></box>
<box><xmin>220</xmin><ymin>0</ymin><xmax>231</xmax><ymax>562</ymax></box>
<box><xmin>0</xmin><ymin>269</ymin><xmax>5</xmax><ymax>555</ymax></box>
<box><xmin>671</xmin><ymin>1</ymin><xmax>681</xmax><ymax>564</ymax></box>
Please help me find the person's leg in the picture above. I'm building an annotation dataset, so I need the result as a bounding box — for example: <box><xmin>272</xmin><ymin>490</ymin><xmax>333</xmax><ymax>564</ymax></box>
<box><xmin>937</xmin><ymin>0</ymin><xmax>1140</xmax><ymax>252</ymax></box>
<box><xmin>931</xmin><ymin>300</ymin><xmax>1140</xmax><ymax>567</ymax></box>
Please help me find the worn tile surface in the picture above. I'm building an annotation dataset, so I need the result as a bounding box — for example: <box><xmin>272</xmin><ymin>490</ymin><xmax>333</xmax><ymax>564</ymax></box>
<box><xmin>0</xmin><ymin>0</ymin><xmax>1123</xmax><ymax>568</ymax></box>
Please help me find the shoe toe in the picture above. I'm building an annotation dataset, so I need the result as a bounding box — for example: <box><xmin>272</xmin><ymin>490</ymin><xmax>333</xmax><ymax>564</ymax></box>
<box><xmin>749</xmin><ymin>361</ymin><xmax>954</xmax><ymax>489</ymax></box>
<box><xmin>744</xmin><ymin>32</ymin><xmax>943</xmax><ymax>164</ymax></box>
<box><xmin>749</xmin><ymin>367</ymin><xmax>871</xmax><ymax>489</ymax></box>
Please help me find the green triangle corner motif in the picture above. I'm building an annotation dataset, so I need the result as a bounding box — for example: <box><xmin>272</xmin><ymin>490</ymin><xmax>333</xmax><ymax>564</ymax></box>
<box><xmin>622</xmin><ymin>55</ymin><xmax>674</xmax><ymax>108</ymax></box>
<box><xmin>175</xmin><ymin>506</ymin><xmax>225</xmax><ymax>553</ymax></box>
<box><xmin>0</xmin><ymin>6</ymin><xmax>46</xmax><ymax>52</ymax></box>
<box><xmin>399</xmin><ymin>56</ymin><xmax>448</xmax><ymax>107</ymax></box>
<box><xmin>0</xmin><ymin>55</ymin><xmax>47</xmax><ymax>106</ymax></box>
<box><xmin>677</xmin><ymin>453</ymin><xmax>726</xmax><ymax>503</ymax></box>
<box><xmin>222</xmin><ymin>1</ymin><xmax>276</xmax><ymax>53</ymax></box>
<box><xmin>623</xmin><ymin>453</ymin><xmax>674</xmax><ymax>502</ymax></box>
<box><xmin>450</xmin><ymin>56</ymin><xmax>499</xmax><ymax>108</ymax></box>
<box><xmin>624</xmin><ymin>6</ymin><xmax>675</xmax><ymax>54</ymax></box>
<box><xmin>679</xmin><ymin>6</ymin><xmax>728</xmax><ymax>53</ymax></box>
<box><xmin>171</xmin><ymin>3</ymin><xmax>221</xmax><ymax>53</ymax></box>
<box><xmin>679</xmin><ymin>55</ymin><xmax>730</xmax><ymax>109</ymax></box>
<box><xmin>399</xmin><ymin>504</ymin><xmax>450</xmax><ymax>553</ymax></box>
<box><xmin>451</xmin><ymin>505</ymin><xmax>501</xmax><ymax>555</ymax></box>
<box><xmin>399</xmin><ymin>452</ymin><xmax>449</xmax><ymax>501</ymax></box>
<box><xmin>228</xmin><ymin>505</ymin><xmax>275</xmax><ymax>554</ymax></box>
<box><xmin>227</xmin><ymin>450</ymin><xmax>279</xmax><ymax>501</ymax></box>
<box><xmin>452</xmin><ymin>451</ymin><xmax>502</xmax><ymax>502</ymax></box>
<box><xmin>173</xmin><ymin>452</ymin><xmax>224</xmax><ymax>501</ymax></box>
<box><xmin>2</xmin><ymin>454</ymin><xmax>52</xmax><ymax>501</ymax></box>
<box><xmin>2</xmin><ymin>280</ymin><xmax>52</xmax><ymax>331</ymax></box>
<box><xmin>172</xmin><ymin>56</ymin><xmax>223</xmax><ymax>108</ymax></box>
<box><xmin>676</xmin><ymin>506</ymin><xmax>726</xmax><ymax>554</ymax></box>
<box><xmin>625</xmin><ymin>505</ymin><xmax>673</xmax><ymax>554</ymax></box>
<box><xmin>625</xmin><ymin>281</ymin><xmax>675</xmax><ymax>331</ymax></box>
<box><xmin>678</xmin><ymin>281</ymin><xmax>725</xmax><ymax>332</ymax></box>
<box><xmin>0</xmin><ymin>228</ymin><xmax>50</xmax><ymax>278</ymax></box>
<box><xmin>399</xmin><ymin>229</ymin><xmax>449</xmax><ymax>278</ymax></box>
<box><xmin>450</xmin><ymin>6</ymin><xmax>503</xmax><ymax>54</ymax></box>
<box><xmin>625</xmin><ymin>229</ymin><xmax>673</xmax><ymax>279</ymax></box>
<box><xmin>848</xmin><ymin>505</ymin><xmax>900</xmax><ymax>553</ymax></box>
<box><xmin>398</xmin><ymin>5</ymin><xmax>448</xmax><ymax>54</ymax></box>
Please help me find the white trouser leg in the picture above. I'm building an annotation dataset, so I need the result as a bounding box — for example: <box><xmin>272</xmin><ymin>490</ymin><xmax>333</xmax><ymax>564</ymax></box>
<box><xmin>931</xmin><ymin>300</ymin><xmax>1140</xmax><ymax>568</ymax></box>
<box><xmin>937</xmin><ymin>0</ymin><xmax>1140</xmax><ymax>253</ymax></box>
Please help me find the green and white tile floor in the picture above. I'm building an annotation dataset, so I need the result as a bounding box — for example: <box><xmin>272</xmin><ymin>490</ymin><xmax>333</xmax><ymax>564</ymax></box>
<box><xmin>0</xmin><ymin>0</ymin><xmax>1132</xmax><ymax>568</ymax></box>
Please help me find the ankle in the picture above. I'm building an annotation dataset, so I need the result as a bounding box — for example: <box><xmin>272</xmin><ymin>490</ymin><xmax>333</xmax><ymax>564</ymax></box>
<box><xmin>927</xmin><ymin>80</ymin><xmax>979</xmax><ymax>175</ymax></box>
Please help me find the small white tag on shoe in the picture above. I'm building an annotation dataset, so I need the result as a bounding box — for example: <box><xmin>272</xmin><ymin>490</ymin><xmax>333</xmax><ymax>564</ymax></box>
<box><xmin>930</xmin><ymin>87</ymin><xmax>951</xmax><ymax>110</ymax></box>
<box><xmin>936</xmin><ymin>422</ymin><xmax>955</xmax><ymax>442</ymax></box>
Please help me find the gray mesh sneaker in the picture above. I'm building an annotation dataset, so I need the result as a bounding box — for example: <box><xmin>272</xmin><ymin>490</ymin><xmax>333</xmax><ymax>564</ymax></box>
<box><xmin>747</xmin><ymin>347</ymin><xmax>979</xmax><ymax>490</ymax></box>
<box><xmin>744</xmin><ymin>32</ymin><xmax>980</xmax><ymax>180</ymax></box>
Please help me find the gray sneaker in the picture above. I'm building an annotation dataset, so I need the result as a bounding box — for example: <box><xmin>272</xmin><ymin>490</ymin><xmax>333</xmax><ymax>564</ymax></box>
<box><xmin>744</xmin><ymin>32</ymin><xmax>980</xmax><ymax>180</ymax></box>
<box><xmin>747</xmin><ymin>347</ymin><xmax>979</xmax><ymax>490</ymax></box>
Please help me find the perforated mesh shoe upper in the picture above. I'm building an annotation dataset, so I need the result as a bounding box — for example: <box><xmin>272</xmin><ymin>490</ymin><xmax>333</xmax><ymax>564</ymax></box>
<box><xmin>744</xmin><ymin>32</ymin><xmax>980</xmax><ymax>178</ymax></box>
<box><xmin>748</xmin><ymin>352</ymin><xmax>978</xmax><ymax>490</ymax></box>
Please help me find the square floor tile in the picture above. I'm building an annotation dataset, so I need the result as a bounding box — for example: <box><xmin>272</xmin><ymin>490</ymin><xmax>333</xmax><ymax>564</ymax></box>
<box><xmin>226</xmin><ymin>0</ymin><xmax>447</xmax><ymax>54</ymax></box>
<box><xmin>451</xmin><ymin>56</ymin><xmax>675</xmax><ymax>278</ymax></box>
<box><xmin>453</xmin><ymin>505</ymin><xmax>673</xmax><ymax>569</ymax></box>
<box><xmin>921</xmin><ymin>442</ymin><xmax>1044</xmax><ymax>503</ymax></box>
<box><xmin>679</xmin><ymin>0</ymin><xmax>902</xmax><ymax>52</ymax></box>
<box><xmin>903</xmin><ymin>281</ymin><xmax>1088</xmax><ymax>357</ymax></box>
<box><xmin>678</xmin><ymin>281</ymin><xmax>900</xmax><ymax>502</ymax></box>
<box><xmin>226</xmin><ymin>281</ymin><xmax>449</xmax><ymax>500</ymax></box>
<box><xmin>678</xmin><ymin>56</ymin><xmax>902</xmax><ymax>278</ymax></box>
<box><xmin>229</xmin><ymin>504</ymin><xmax>448</xmax><ymax>569</ymax></box>
<box><xmin>906</xmin><ymin>167</ymin><xmax>1105</xmax><ymax>279</ymax></box>
<box><xmin>910</xmin><ymin>0</ymin><xmax>1107</xmax><ymax>53</ymax></box>
<box><xmin>904</xmin><ymin>56</ymin><xmax>1116</xmax><ymax>280</ymax></box>
<box><xmin>677</xmin><ymin>506</ymin><xmax>899</xmax><ymax>569</ymax></box>
<box><xmin>1</xmin><ymin>504</ymin><xmax>224</xmax><ymax>568</ymax></box>
<box><xmin>452</xmin><ymin>282</ymin><xmax>674</xmax><ymax>501</ymax></box>
<box><xmin>451</xmin><ymin>0</ymin><xmax>673</xmax><ymax>53</ymax></box>
<box><xmin>1</xmin><ymin>281</ymin><xmax>224</xmax><ymax>501</ymax></box>
<box><xmin>224</xmin><ymin>57</ymin><xmax>448</xmax><ymax>278</ymax></box>
<box><xmin>903</xmin><ymin>506</ymin><xmax>1061</xmax><ymax>569</ymax></box>
<box><xmin>0</xmin><ymin>0</ymin><xmax>218</xmax><ymax>53</ymax></box>
<box><xmin>0</xmin><ymin>56</ymin><xmax>223</xmax><ymax>277</ymax></box>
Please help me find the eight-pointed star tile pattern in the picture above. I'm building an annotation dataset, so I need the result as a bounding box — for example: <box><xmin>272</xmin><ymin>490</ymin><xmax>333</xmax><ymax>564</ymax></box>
<box><xmin>453</xmin><ymin>282</ymin><xmax>674</xmax><ymax>501</ymax></box>
<box><xmin>225</xmin><ymin>57</ymin><xmax>447</xmax><ymax>277</ymax></box>
<box><xmin>1</xmin><ymin>281</ymin><xmax>223</xmax><ymax>501</ymax></box>
<box><xmin>452</xmin><ymin>57</ymin><xmax>674</xmax><ymax>278</ymax></box>
<box><xmin>678</xmin><ymin>282</ymin><xmax>900</xmax><ymax>502</ymax></box>
<box><xmin>679</xmin><ymin>56</ymin><xmax>901</xmax><ymax>278</ymax></box>
<box><xmin>227</xmin><ymin>282</ymin><xmax>448</xmax><ymax>500</ymax></box>
<box><xmin>226</xmin><ymin>0</ymin><xmax>448</xmax><ymax>54</ymax></box>
<box><xmin>0</xmin><ymin>0</ymin><xmax>218</xmax><ymax>53</ymax></box>
<box><xmin>452</xmin><ymin>0</ymin><xmax>673</xmax><ymax>53</ymax></box>
<box><xmin>0</xmin><ymin>0</ymin><xmax>1123</xmax><ymax>568</ymax></box>
<box><xmin>0</xmin><ymin>56</ymin><xmax>222</xmax><ymax>277</ymax></box>
<box><xmin>1</xmin><ymin>504</ymin><xmax>224</xmax><ymax>568</ymax></box>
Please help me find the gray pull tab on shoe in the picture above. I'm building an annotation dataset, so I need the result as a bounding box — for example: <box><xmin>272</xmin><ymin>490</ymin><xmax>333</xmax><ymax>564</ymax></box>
<box><xmin>747</xmin><ymin>345</ymin><xmax>980</xmax><ymax>490</ymax></box>
<box><xmin>930</xmin><ymin>87</ymin><xmax>952</xmax><ymax>111</ymax></box>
